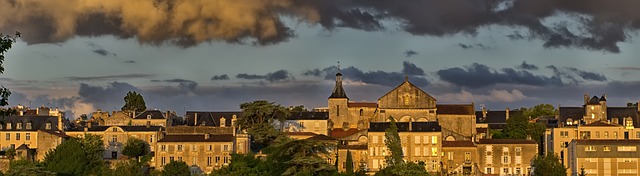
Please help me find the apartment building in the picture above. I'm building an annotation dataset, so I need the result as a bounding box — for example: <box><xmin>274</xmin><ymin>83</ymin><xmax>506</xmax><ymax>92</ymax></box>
<box><xmin>477</xmin><ymin>139</ymin><xmax>538</xmax><ymax>175</ymax></box>
<box><xmin>568</xmin><ymin>140</ymin><xmax>640</xmax><ymax>176</ymax></box>
<box><xmin>65</xmin><ymin>125</ymin><xmax>164</xmax><ymax>163</ymax></box>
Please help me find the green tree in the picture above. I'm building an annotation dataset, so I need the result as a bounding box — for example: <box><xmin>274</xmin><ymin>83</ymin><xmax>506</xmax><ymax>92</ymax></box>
<box><xmin>523</xmin><ymin>104</ymin><xmax>556</xmax><ymax>118</ymax></box>
<box><xmin>5</xmin><ymin>160</ymin><xmax>54</xmax><ymax>176</ymax></box>
<box><xmin>122</xmin><ymin>91</ymin><xmax>147</xmax><ymax>112</ymax></box>
<box><xmin>80</xmin><ymin>114</ymin><xmax>88</xmax><ymax>120</ymax></box>
<box><xmin>627</xmin><ymin>102</ymin><xmax>638</xmax><ymax>107</ymax></box>
<box><xmin>384</xmin><ymin>116</ymin><xmax>403</xmax><ymax>166</ymax></box>
<box><xmin>239</xmin><ymin>100</ymin><xmax>290</xmax><ymax>151</ymax></box>
<box><xmin>209</xmin><ymin>153</ymin><xmax>268</xmax><ymax>176</ymax></box>
<box><xmin>345</xmin><ymin>150</ymin><xmax>354</xmax><ymax>174</ymax></box>
<box><xmin>263</xmin><ymin>137</ymin><xmax>337</xmax><ymax>176</ymax></box>
<box><xmin>532</xmin><ymin>153</ymin><xmax>566</xmax><ymax>176</ymax></box>
<box><xmin>5</xmin><ymin>148</ymin><xmax>15</xmax><ymax>160</ymax></box>
<box><xmin>0</xmin><ymin>32</ymin><xmax>20</xmax><ymax>119</ymax></box>
<box><xmin>110</xmin><ymin>159</ymin><xmax>149</xmax><ymax>176</ymax></box>
<box><xmin>44</xmin><ymin>135</ymin><xmax>107</xmax><ymax>176</ymax></box>
<box><xmin>289</xmin><ymin>105</ymin><xmax>308</xmax><ymax>112</ymax></box>
<box><xmin>161</xmin><ymin>160</ymin><xmax>190</xmax><ymax>176</ymax></box>
<box><xmin>374</xmin><ymin>162</ymin><xmax>429</xmax><ymax>176</ymax></box>
<box><xmin>122</xmin><ymin>138</ymin><xmax>151</xmax><ymax>162</ymax></box>
<box><xmin>578</xmin><ymin>166</ymin><xmax>587</xmax><ymax>176</ymax></box>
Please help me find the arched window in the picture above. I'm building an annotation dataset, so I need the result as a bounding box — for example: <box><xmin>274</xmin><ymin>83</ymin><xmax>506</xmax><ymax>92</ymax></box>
<box><xmin>625</xmin><ymin>117</ymin><xmax>634</xmax><ymax>127</ymax></box>
<box><xmin>566</xmin><ymin>118</ymin><xmax>573</xmax><ymax>125</ymax></box>
<box><xmin>359</xmin><ymin>109</ymin><xmax>363</xmax><ymax>116</ymax></box>
<box><xmin>403</xmin><ymin>93</ymin><xmax>410</xmax><ymax>105</ymax></box>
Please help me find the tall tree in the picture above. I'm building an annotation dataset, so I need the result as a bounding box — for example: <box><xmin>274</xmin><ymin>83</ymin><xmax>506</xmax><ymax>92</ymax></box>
<box><xmin>374</xmin><ymin>162</ymin><xmax>429</xmax><ymax>176</ymax></box>
<box><xmin>122</xmin><ymin>91</ymin><xmax>147</xmax><ymax>112</ymax></box>
<box><xmin>523</xmin><ymin>104</ymin><xmax>556</xmax><ymax>118</ymax></box>
<box><xmin>532</xmin><ymin>153</ymin><xmax>566</xmax><ymax>176</ymax></box>
<box><xmin>239</xmin><ymin>100</ymin><xmax>290</xmax><ymax>151</ymax></box>
<box><xmin>209</xmin><ymin>153</ymin><xmax>269</xmax><ymax>176</ymax></box>
<box><xmin>161</xmin><ymin>161</ymin><xmax>190</xmax><ymax>176</ymax></box>
<box><xmin>384</xmin><ymin>116</ymin><xmax>403</xmax><ymax>166</ymax></box>
<box><xmin>122</xmin><ymin>138</ymin><xmax>151</xmax><ymax>162</ymax></box>
<box><xmin>263</xmin><ymin>137</ymin><xmax>337</xmax><ymax>176</ymax></box>
<box><xmin>345</xmin><ymin>150</ymin><xmax>354</xmax><ymax>174</ymax></box>
<box><xmin>5</xmin><ymin>160</ymin><xmax>54</xmax><ymax>176</ymax></box>
<box><xmin>44</xmin><ymin>135</ymin><xmax>107</xmax><ymax>176</ymax></box>
<box><xmin>0</xmin><ymin>32</ymin><xmax>20</xmax><ymax>119</ymax></box>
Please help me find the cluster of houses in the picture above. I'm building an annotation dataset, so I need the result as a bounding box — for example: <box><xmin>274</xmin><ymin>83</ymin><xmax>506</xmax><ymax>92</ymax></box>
<box><xmin>1</xmin><ymin>72</ymin><xmax>639</xmax><ymax>176</ymax></box>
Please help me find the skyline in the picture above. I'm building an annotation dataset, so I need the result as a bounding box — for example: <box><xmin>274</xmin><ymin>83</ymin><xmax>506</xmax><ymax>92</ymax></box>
<box><xmin>1</xmin><ymin>0</ymin><xmax>640</xmax><ymax>118</ymax></box>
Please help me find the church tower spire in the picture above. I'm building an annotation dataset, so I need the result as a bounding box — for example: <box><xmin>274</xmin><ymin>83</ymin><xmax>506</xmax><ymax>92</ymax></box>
<box><xmin>329</xmin><ymin>62</ymin><xmax>348</xmax><ymax>99</ymax></box>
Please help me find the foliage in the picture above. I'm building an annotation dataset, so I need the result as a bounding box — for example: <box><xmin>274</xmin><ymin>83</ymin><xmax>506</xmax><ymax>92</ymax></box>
<box><xmin>288</xmin><ymin>105</ymin><xmax>308</xmax><ymax>112</ymax></box>
<box><xmin>627</xmin><ymin>102</ymin><xmax>638</xmax><ymax>107</ymax></box>
<box><xmin>523</xmin><ymin>104</ymin><xmax>556</xmax><ymax>118</ymax></box>
<box><xmin>209</xmin><ymin>153</ymin><xmax>268</xmax><ymax>176</ymax></box>
<box><xmin>578</xmin><ymin>166</ymin><xmax>587</xmax><ymax>176</ymax></box>
<box><xmin>493</xmin><ymin>113</ymin><xmax>546</xmax><ymax>143</ymax></box>
<box><xmin>122</xmin><ymin>138</ymin><xmax>151</xmax><ymax>162</ymax></box>
<box><xmin>355</xmin><ymin>160</ymin><xmax>367</xmax><ymax>176</ymax></box>
<box><xmin>5</xmin><ymin>148</ymin><xmax>15</xmax><ymax>160</ymax></box>
<box><xmin>264</xmin><ymin>137</ymin><xmax>337</xmax><ymax>176</ymax></box>
<box><xmin>384</xmin><ymin>116</ymin><xmax>403</xmax><ymax>166</ymax></box>
<box><xmin>44</xmin><ymin>135</ymin><xmax>107</xmax><ymax>176</ymax></box>
<box><xmin>161</xmin><ymin>160</ymin><xmax>190</xmax><ymax>176</ymax></box>
<box><xmin>373</xmin><ymin>162</ymin><xmax>429</xmax><ymax>176</ymax></box>
<box><xmin>239</xmin><ymin>100</ymin><xmax>290</xmax><ymax>151</ymax></box>
<box><xmin>0</xmin><ymin>32</ymin><xmax>19</xmax><ymax>119</ymax></box>
<box><xmin>532</xmin><ymin>153</ymin><xmax>566</xmax><ymax>176</ymax></box>
<box><xmin>5</xmin><ymin>160</ymin><xmax>54</xmax><ymax>176</ymax></box>
<box><xmin>345</xmin><ymin>150</ymin><xmax>354</xmax><ymax>174</ymax></box>
<box><xmin>80</xmin><ymin>114</ymin><xmax>88</xmax><ymax>120</ymax></box>
<box><xmin>122</xmin><ymin>91</ymin><xmax>147</xmax><ymax>112</ymax></box>
<box><xmin>110</xmin><ymin>159</ymin><xmax>151</xmax><ymax>176</ymax></box>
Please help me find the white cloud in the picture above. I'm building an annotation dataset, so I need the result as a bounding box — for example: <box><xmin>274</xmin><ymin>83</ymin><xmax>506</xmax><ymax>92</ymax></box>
<box><xmin>438</xmin><ymin>89</ymin><xmax>531</xmax><ymax>103</ymax></box>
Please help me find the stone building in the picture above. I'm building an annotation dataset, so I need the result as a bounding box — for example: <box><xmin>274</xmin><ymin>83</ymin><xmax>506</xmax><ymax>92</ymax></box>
<box><xmin>0</xmin><ymin>114</ymin><xmax>68</xmax><ymax>161</ymax></box>
<box><xmin>283</xmin><ymin>111</ymin><xmax>329</xmax><ymax>135</ymax></box>
<box><xmin>442</xmin><ymin>141</ymin><xmax>479</xmax><ymax>175</ymax></box>
<box><xmin>367</xmin><ymin>122</ymin><xmax>442</xmax><ymax>174</ymax></box>
<box><xmin>568</xmin><ymin>139</ymin><xmax>640</xmax><ymax>176</ymax></box>
<box><xmin>131</xmin><ymin>110</ymin><xmax>176</xmax><ymax>127</ymax></box>
<box><xmin>477</xmin><ymin>139</ymin><xmax>538</xmax><ymax>175</ymax></box>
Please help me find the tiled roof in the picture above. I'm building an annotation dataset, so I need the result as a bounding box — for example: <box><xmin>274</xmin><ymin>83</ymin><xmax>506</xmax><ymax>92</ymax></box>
<box><xmin>330</xmin><ymin>128</ymin><xmax>361</xmax><ymax>139</ymax></box>
<box><xmin>158</xmin><ymin>134</ymin><xmax>234</xmax><ymax>142</ymax></box>
<box><xmin>185</xmin><ymin>111</ymin><xmax>241</xmax><ymax>127</ymax></box>
<box><xmin>134</xmin><ymin>110</ymin><xmax>166</xmax><ymax>119</ymax></box>
<box><xmin>436</xmin><ymin>104</ymin><xmax>474</xmax><ymax>115</ymax></box>
<box><xmin>442</xmin><ymin>141</ymin><xmax>476</xmax><ymax>147</ymax></box>
<box><xmin>287</xmin><ymin>111</ymin><xmax>329</xmax><ymax>120</ymax></box>
<box><xmin>477</xmin><ymin>139</ymin><xmax>537</xmax><ymax>144</ymax></box>
<box><xmin>559</xmin><ymin>106</ymin><xmax>639</xmax><ymax>127</ymax></box>
<box><xmin>0</xmin><ymin>115</ymin><xmax>61</xmax><ymax>131</ymax></box>
<box><xmin>587</xmin><ymin>96</ymin><xmax>601</xmax><ymax>105</ymax></box>
<box><xmin>347</xmin><ymin>102</ymin><xmax>377</xmax><ymax>108</ymax></box>
<box><xmin>308</xmin><ymin>134</ymin><xmax>336</xmax><ymax>141</ymax></box>
<box><xmin>369</xmin><ymin>122</ymin><xmax>441</xmax><ymax>132</ymax></box>
<box><xmin>338</xmin><ymin>144</ymin><xmax>368</xmax><ymax>150</ymax></box>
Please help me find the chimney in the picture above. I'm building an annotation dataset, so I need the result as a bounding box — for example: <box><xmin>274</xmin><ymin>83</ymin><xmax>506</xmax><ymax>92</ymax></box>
<box><xmin>57</xmin><ymin>115</ymin><xmax>64</xmax><ymax>131</ymax></box>
<box><xmin>505</xmin><ymin>108</ymin><xmax>510</xmax><ymax>120</ymax></box>
<box><xmin>88</xmin><ymin>122</ymin><xmax>92</xmax><ymax>128</ymax></box>
<box><xmin>194</xmin><ymin>113</ymin><xmax>198</xmax><ymax>126</ymax></box>
<box><xmin>132</xmin><ymin>110</ymin><xmax>136</xmax><ymax>118</ymax></box>
<box><xmin>526</xmin><ymin>135</ymin><xmax>531</xmax><ymax>140</ymax></box>
<box><xmin>482</xmin><ymin>105</ymin><xmax>487</xmax><ymax>118</ymax></box>
<box><xmin>146</xmin><ymin>121</ymin><xmax>151</xmax><ymax>128</ymax></box>
<box><xmin>637</xmin><ymin>99</ymin><xmax>640</xmax><ymax>112</ymax></box>
<box><xmin>584</xmin><ymin>93</ymin><xmax>589</xmax><ymax>105</ymax></box>
<box><xmin>166</xmin><ymin>111</ymin><xmax>170</xmax><ymax>119</ymax></box>
<box><xmin>204</xmin><ymin>133</ymin><xmax>210</xmax><ymax>140</ymax></box>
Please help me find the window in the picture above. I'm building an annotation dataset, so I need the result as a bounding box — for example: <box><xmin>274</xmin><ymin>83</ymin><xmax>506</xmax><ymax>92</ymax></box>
<box><xmin>220</xmin><ymin>118</ymin><xmax>226</xmax><ymax>127</ymax></box>
<box><xmin>25</xmin><ymin>133</ymin><xmax>30</xmax><ymax>140</ymax></box>
<box><xmin>503</xmin><ymin>167</ymin><xmax>510</xmax><ymax>174</ymax></box>
<box><xmin>618</xmin><ymin>146</ymin><xmax>637</xmax><ymax>151</ymax></box>
<box><xmin>147</xmin><ymin>115</ymin><xmax>151</xmax><ymax>119</ymax></box>
<box><xmin>16</xmin><ymin>133</ymin><xmax>20</xmax><ymax>140</ymax></box>
<box><xmin>223</xmin><ymin>144</ymin><xmax>229</xmax><ymax>151</ymax></box>
<box><xmin>178</xmin><ymin>157</ymin><xmax>182</xmax><ymax>161</ymax></box>
<box><xmin>515</xmin><ymin>168</ymin><xmax>521</xmax><ymax>175</ymax></box>
<box><xmin>566</xmin><ymin>118</ymin><xmax>573</xmax><ymax>125</ymax></box>
<box><xmin>595</xmin><ymin>131</ymin><xmax>600</xmax><ymax>138</ymax></box>
<box><xmin>585</xmin><ymin>146</ymin><xmax>596</xmax><ymax>151</ymax></box>
<box><xmin>224</xmin><ymin>156</ymin><xmax>229</xmax><ymax>164</ymax></box>
<box><xmin>414</xmin><ymin>136</ymin><xmax>420</xmax><ymax>144</ymax></box>
<box><xmin>431</xmin><ymin>136</ymin><xmax>438</xmax><ymax>144</ymax></box>
<box><xmin>193</xmin><ymin>157</ymin><xmax>197</xmax><ymax>165</ymax></box>
<box><xmin>464</xmin><ymin>152</ymin><xmax>471</xmax><ymax>161</ymax></box>
<box><xmin>112</xmin><ymin>128</ymin><xmax>117</xmax><ymax>132</ymax></box>
<box><xmin>637</xmin><ymin>132</ymin><xmax>640</xmax><ymax>138</ymax></box>
<box><xmin>486</xmin><ymin>167</ymin><xmax>493</xmax><ymax>174</ymax></box>
<box><xmin>215</xmin><ymin>156</ymin><xmax>221</xmax><ymax>164</ymax></box>
<box><xmin>7</xmin><ymin>123</ymin><xmax>11</xmax><ymax>130</ymax></box>
<box><xmin>177</xmin><ymin>145</ymin><xmax>183</xmax><ymax>151</ymax></box>
<box><xmin>403</xmin><ymin>93</ymin><xmax>410</xmax><ymax>105</ymax></box>
<box><xmin>603</xmin><ymin>146</ymin><xmax>610</xmax><ymax>151</ymax></box>
<box><xmin>372</xmin><ymin>136</ymin><xmax>378</xmax><ymax>144</ymax></box>
<box><xmin>161</xmin><ymin>145</ymin><xmax>166</xmax><ymax>151</ymax></box>
<box><xmin>161</xmin><ymin>157</ymin><xmax>166</xmax><ymax>165</ymax></box>
<box><xmin>336</xmin><ymin>105</ymin><xmax>340</xmax><ymax>116</ymax></box>
<box><xmin>299</xmin><ymin>122</ymin><xmax>304</xmax><ymax>128</ymax></box>
<box><xmin>431</xmin><ymin>147</ymin><xmax>438</xmax><ymax>156</ymax></box>
<box><xmin>16</xmin><ymin>123</ymin><xmax>22</xmax><ymax>129</ymax></box>
<box><xmin>604</xmin><ymin>131</ymin><xmax>609</xmax><ymax>138</ymax></box>
<box><xmin>6</xmin><ymin>133</ymin><xmax>10</xmax><ymax>140</ymax></box>
<box><xmin>111</xmin><ymin>135</ymin><xmax>117</xmax><ymax>143</ymax></box>
<box><xmin>26</xmin><ymin>123</ymin><xmax>31</xmax><ymax>129</ymax></box>
<box><xmin>150</xmin><ymin>135</ymin><xmax>154</xmax><ymax>143</ymax></box>
<box><xmin>414</xmin><ymin>147</ymin><xmax>420</xmax><ymax>156</ymax></box>
<box><xmin>447</xmin><ymin>152</ymin><xmax>454</xmax><ymax>160</ymax></box>
<box><xmin>207</xmin><ymin>157</ymin><xmax>212</xmax><ymax>166</ymax></box>
<box><xmin>0</xmin><ymin>124</ymin><xmax>3</xmax><ymax>129</ymax></box>
<box><xmin>579</xmin><ymin>131</ymin><xmax>591</xmax><ymax>139</ymax></box>
<box><xmin>359</xmin><ymin>109</ymin><xmax>363</xmax><ymax>116</ymax></box>
<box><xmin>192</xmin><ymin>145</ymin><xmax>197</xmax><ymax>151</ymax></box>
<box><xmin>209</xmin><ymin>145</ymin><xmax>212</xmax><ymax>151</ymax></box>
<box><xmin>614</xmin><ymin>132</ymin><xmax>618</xmax><ymax>139</ymax></box>
<box><xmin>169</xmin><ymin>157</ymin><xmax>174</xmax><ymax>161</ymax></box>
<box><xmin>502</xmin><ymin>155</ymin><xmax>510</xmax><ymax>164</ymax></box>
<box><xmin>45</xmin><ymin>122</ymin><xmax>51</xmax><ymax>130</ymax></box>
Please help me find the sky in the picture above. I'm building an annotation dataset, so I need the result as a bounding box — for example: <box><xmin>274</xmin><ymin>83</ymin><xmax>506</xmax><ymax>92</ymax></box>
<box><xmin>1</xmin><ymin>0</ymin><xmax>640</xmax><ymax>118</ymax></box>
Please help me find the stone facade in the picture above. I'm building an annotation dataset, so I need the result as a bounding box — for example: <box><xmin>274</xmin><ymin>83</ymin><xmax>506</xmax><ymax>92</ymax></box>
<box><xmin>477</xmin><ymin>139</ymin><xmax>538</xmax><ymax>175</ymax></box>
<box><xmin>442</xmin><ymin>141</ymin><xmax>479</xmax><ymax>175</ymax></box>
<box><xmin>568</xmin><ymin>140</ymin><xmax>640</xmax><ymax>176</ymax></box>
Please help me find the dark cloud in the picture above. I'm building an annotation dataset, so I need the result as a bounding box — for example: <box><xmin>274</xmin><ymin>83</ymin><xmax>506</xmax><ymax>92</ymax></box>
<box><xmin>546</xmin><ymin>65</ymin><xmax>607</xmax><ymax>82</ymax></box>
<box><xmin>123</xmin><ymin>60</ymin><xmax>136</xmax><ymax>64</ymax></box>
<box><xmin>610</xmin><ymin>67</ymin><xmax>640</xmax><ymax>71</ymax></box>
<box><xmin>151</xmin><ymin>79</ymin><xmax>198</xmax><ymax>91</ymax></box>
<box><xmin>236</xmin><ymin>70</ymin><xmax>292</xmax><ymax>82</ymax></box>
<box><xmin>457</xmin><ymin>43</ymin><xmax>492</xmax><ymax>50</ymax></box>
<box><xmin>67</xmin><ymin>74</ymin><xmax>154</xmax><ymax>81</ymax></box>
<box><xmin>3</xmin><ymin>0</ymin><xmax>640</xmax><ymax>52</ymax></box>
<box><xmin>211</xmin><ymin>74</ymin><xmax>230</xmax><ymax>81</ymax></box>
<box><xmin>517</xmin><ymin>61</ymin><xmax>538</xmax><ymax>70</ymax></box>
<box><xmin>566</xmin><ymin>67</ymin><xmax>607</xmax><ymax>81</ymax></box>
<box><xmin>437</xmin><ymin>63</ymin><xmax>564</xmax><ymax>88</ymax></box>
<box><xmin>86</xmin><ymin>42</ymin><xmax>116</xmax><ymax>57</ymax></box>
<box><xmin>304</xmin><ymin>61</ymin><xmax>429</xmax><ymax>87</ymax></box>
<box><xmin>507</xmin><ymin>31</ymin><xmax>526</xmax><ymax>40</ymax></box>
<box><xmin>404</xmin><ymin>50</ymin><xmax>418</xmax><ymax>57</ymax></box>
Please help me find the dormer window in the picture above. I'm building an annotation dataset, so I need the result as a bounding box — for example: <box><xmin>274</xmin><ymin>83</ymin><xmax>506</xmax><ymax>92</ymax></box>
<box><xmin>113</xmin><ymin>128</ymin><xmax>118</xmax><ymax>132</ymax></box>
<box><xmin>220</xmin><ymin>117</ymin><xmax>226</xmax><ymax>127</ymax></box>
<box><xmin>7</xmin><ymin>123</ymin><xmax>12</xmax><ymax>130</ymax></box>
<box><xmin>566</xmin><ymin>118</ymin><xmax>573</xmax><ymax>125</ymax></box>
<box><xmin>625</xmin><ymin>117</ymin><xmax>634</xmax><ymax>127</ymax></box>
<box><xmin>0</xmin><ymin>124</ymin><xmax>3</xmax><ymax>130</ymax></box>
<box><xmin>16</xmin><ymin>123</ymin><xmax>22</xmax><ymax>129</ymax></box>
<box><xmin>26</xmin><ymin>122</ymin><xmax>32</xmax><ymax>129</ymax></box>
<box><xmin>45</xmin><ymin>122</ymin><xmax>51</xmax><ymax>130</ymax></box>
<box><xmin>147</xmin><ymin>115</ymin><xmax>152</xmax><ymax>119</ymax></box>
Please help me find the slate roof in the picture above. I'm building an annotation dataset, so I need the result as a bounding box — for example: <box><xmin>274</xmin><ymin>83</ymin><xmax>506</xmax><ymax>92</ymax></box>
<box><xmin>442</xmin><ymin>141</ymin><xmax>476</xmax><ymax>147</ymax></box>
<box><xmin>287</xmin><ymin>111</ymin><xmax>329</xmax><ymax>120</ymax></box>
<box><xmin>477</xmin><ymin>139</ymin><xmax>537</xmax><ymax>144</ymax></box>
<box><xmin>369</xmin><ymin>122</ymin><xmax>441</xmax><ymax>132</ymax></box>
<box><xmin>558</xmin><ymin>106</ymin><xmax>639</xmax><ymax>127</ymax></box>
<box><xmin>475</xmin><ymin>110</ymin><xmax>523</xmax><ymax>124</ymax></box>
<box><xmin>0</xmin><ymin>115</ymin><xmax>61</xmax><ymax>131</ymax></box>
<box><xmin>66</xmin><ymin>125</ymin><xmax>163</xmax><ymax>132</ymax></box>
<box><xmin>587</xmin><ymin>96</ymin><xmax>602</xmax><ymax>105</ymax></box>
<box><xmin>158</xmin><ymin>134</ymin><xmax>234</xmax><ymax>143</ymax></box>
<box><xmin>348</xmin><ymin>102</ymin><xmax>378</xmax><ymax>108</ymax></box>
<box><xmin>134</xmin><ymin>110</ymin><xmax>166</xmax><ymax>119</ymax></box>
<box><xmin>16</xmin><ymin>144</ymin><xmax>30</xmax><ymax>150</ymax></box>
<box><xmin>184</xmin><ymin>111</ymin><xmax>241</xmax><ymax>127</ymax></box>
<box><xmin>329</xmin><ymin>73</ymin><xmax>348</xmax><ymax>99</ymax></box>
<box><xmin>436</xmin><ymin>104</ymin><xmax>474</xmax><ymax>115</ymax></box>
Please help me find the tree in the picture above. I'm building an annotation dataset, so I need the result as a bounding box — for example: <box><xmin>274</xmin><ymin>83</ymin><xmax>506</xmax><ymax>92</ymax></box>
<box><xmin>289</xmin><ymin>105</ymin><xmax>308</xmax><ymax>112</ymax></box>
<box><xmin>578</xmin><ymin>166</ymin><xmax>587</xmax><ymax>176</ymax></box>
<box><xmin>122</xmin><ymin>91</ymin><xmax>147</xmax><ymax>112</ymax></box>
<box><xmin>5</xmin><ymin>148</ymin><xmax>15</xmax><ymax>160</ymax></box>
<box><xmin>262</xmin><ymin>137</ymin><xmax>337</xmax><ymax>176</ymax></box>
<box><xmin>122</xmin><ymin>138</ymin><xmax>151</xmax><ymax>162</ymax></box>
<box><xmin>374</xmin><ymin>162</ymin><xmax>429</xmax><ymax>176</ymax></box>
<box><xmin>5</xmin><ymin>160</ymin><xmax>54</xmax><ymax>176</ymax></box>
<box><xmin>627</xmin><ymin>102</ymin><xmax>638</xmax><ymax>107</ymax></box>
<box><xmin>80</xmin><ymin>114</ymin><xmax>88</xmax><ymax>120</ymax></box>
<box><xmin>44</xmin><ymin>135</ymin><xmax>107</xmax><ymax>176</ymax></box>
<box><xmin>0</xmin><ymin>32</ymin><xmax>20</xmax><ymax>119</ymax></box>
<box><xmin>523</xmin><ymin>104</ymin><xmax>556</xmax><ymax>118</ymax></box>
<box><xmin>209</xmin><ymin>153</ymin><xmax>269</xmax><ymax>176</ymax></box>
<box><xmin>345</xmin><ymin>150</ymin><xmax>354</xmax><ymax>174</ymax></box>
<box><xmin>161</xmin><ymin>161</ymin><xmax>190</xmax><ymax>176</ymax></box>
<box><xmin>239</xmin><ymin>100</ymin><xmax>290</xmax><ymax>151</ymax></box>
<box><xmin>110</xmin><ymin>159</ymin><xmax>149</xmax><ymax>176</ymax></box>
<box><xmin>532</xmin><ymin>153</ymin><xmax>566</xmax><ymax>176</ymax></box>
<box><xmin>384</xmin><ymin>116</ymin><xmax>403</xmax><ymax>166</ymax></box>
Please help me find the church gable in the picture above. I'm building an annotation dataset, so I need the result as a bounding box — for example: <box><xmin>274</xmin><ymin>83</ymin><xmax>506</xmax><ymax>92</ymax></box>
<box><xmin>378</xmin><ymin>81</ymin><xmax>436</xmax><ymax>109</ymax></box>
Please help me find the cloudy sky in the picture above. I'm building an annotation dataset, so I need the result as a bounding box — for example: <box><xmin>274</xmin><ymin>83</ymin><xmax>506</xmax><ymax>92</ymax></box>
<box><xmin>1</xmin><ymin>0</ymin><xmax>640</xmax><ymax>118</ymax></box>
